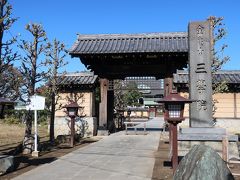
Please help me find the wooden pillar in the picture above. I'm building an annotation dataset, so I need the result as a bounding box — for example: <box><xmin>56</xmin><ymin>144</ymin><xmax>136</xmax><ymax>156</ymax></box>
<box><xmin>164</xmin><ymin>77</ymin><xmax>173</xmax><ymax>97</ymax></box>
<box><xmin>171</xmin><ymin>123</ymin><xmax>178</xmax><ymax>173</ymax></box>
<box><xmin>234</xmin><ymin>93</ymin><xmax>237</xmax><ymax>119</ymax></box>
<box><xmin>70</xmin><ymin>116</ymin><xmax>75</xmax><ymax>147</ymax></box>
<box><xmin>99</xmin><ymin>78</ymin><xmax>109</xmax><ymax>129</ymax></box>
<box><xmin>89</xmin><ymin>91</ymin><xmax>96</xmax><ymax>117</ymax></box>
<box><xmin>222</xmin><ymin>135</ymin><xmax>229</xmax><ymax>162</ymax></box>
<box><xmin>107</xmin><ymin>90</ymin><xmax>114</xmax><ymax>132</ymax></box>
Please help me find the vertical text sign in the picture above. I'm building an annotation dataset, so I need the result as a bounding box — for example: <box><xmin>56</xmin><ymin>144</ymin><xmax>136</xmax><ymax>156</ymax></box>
<box><xmin>188</xmin><ymin>21</ymin><xmax>213</xmax><ymax>127</ymax></box>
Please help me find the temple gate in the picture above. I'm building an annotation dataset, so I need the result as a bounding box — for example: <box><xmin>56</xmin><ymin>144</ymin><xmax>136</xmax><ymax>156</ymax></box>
<box><xmin>69</xmin><ymin>20</ymin><xmax>213</xmax><ymax>134</ymax></box>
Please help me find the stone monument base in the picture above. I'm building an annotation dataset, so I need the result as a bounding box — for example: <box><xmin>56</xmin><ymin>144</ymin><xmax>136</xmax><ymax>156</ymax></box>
<box><xmin>178</xmin><ymin>141</ymin><xmax>239</xmax><ymax>160</ymax></box>
<box><xmin>177</xmin><ymin>127</ymin><xmax>239</xmax><ymax>161</ymax></box>
<box><xmin>178</xmin><ymin>127</ymin><xmax>238</xmax><ymax>141</ymax></box>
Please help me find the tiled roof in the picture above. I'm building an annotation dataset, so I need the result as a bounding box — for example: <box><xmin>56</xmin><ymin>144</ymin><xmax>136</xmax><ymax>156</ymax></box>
<box><xmin>173</xmin><ymin>70</ymin><xmax>240</xmax><ymax>84</ymax></box>
<box><xmin>57</xmin><ymin>73</ymin><xmax>98</xmax><ymax>85</ymax></box>
<box><xmin>0</xmin><ymin>97</ymin><xmax>14</xmax><ymax>104</ymax></box>
<box><xmin>69</xmin><ymin>32</ymin><xmax>188</xmax><ymax>55</ymax></box>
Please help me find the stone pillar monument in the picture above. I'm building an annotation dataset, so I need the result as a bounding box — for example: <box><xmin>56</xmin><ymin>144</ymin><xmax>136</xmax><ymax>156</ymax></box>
<box><xmin>188</xmin><ymin>21</ymin><xmax>213</xmax><ymax>127</ymax></box>
<box><xmin>180</xmin><ymin>20</ymin><xmax>238</xmax><ymax>142</ymax></box>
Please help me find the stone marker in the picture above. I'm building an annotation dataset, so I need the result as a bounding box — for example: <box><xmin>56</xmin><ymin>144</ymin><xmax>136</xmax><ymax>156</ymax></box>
<box><xmin>188</xmin><ymin>20</ymin><xmax>213</xmax><ymax>127</ymax></box>
<box><xmin>173</xmin><ymin>144</ymin><xmax>234</xmax><ymax>180</ymax></box>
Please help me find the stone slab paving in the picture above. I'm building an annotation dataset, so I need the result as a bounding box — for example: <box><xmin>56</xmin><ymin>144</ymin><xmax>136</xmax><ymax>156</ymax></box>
<box><xmin>132</xmin><ymin>117</ymin><xmax>165</xmax><ymax>131</ymax></box>
<box><xmin>13</xmin><ymin>127</ymin><xmax>161</xmax><ymax>180</ymax></box>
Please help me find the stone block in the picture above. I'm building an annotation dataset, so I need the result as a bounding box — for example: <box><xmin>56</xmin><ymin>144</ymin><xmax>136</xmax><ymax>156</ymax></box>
<box><xmin>0</xmin><ymin>155</ymin><xmax>14</xmax><ymax>175</ymax></box>
<box><xmin>54</xmin><ymin>116</ymin><xmax>97</xmax><ymax>137</ymax></box>
<box><xmin>178</xmin><ymin>141</ymin><xmax>239</xmax><ymax>160</ymax></box>
<box><xmin>178</xmin><ymin>127</ymin><xmax>238</xmax><ymax>141</ymax></box>
<box><xmin>180</xmin><ymin>127</ymin><xmax>226</xmax><ymax>134</ymax></box>
<box><xmin>178</xmin><ymin>134</ymin><xmax>238</xmax><ymax>142</ymax></box>
<box><xmin>174</xmin><ymin>145</ymin><xmax>234</xmax><ymax>180</ymax></box>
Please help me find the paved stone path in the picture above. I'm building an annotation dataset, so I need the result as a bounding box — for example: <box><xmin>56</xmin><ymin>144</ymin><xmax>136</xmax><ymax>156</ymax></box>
<box><xmin>14</xmin><ymin>118</ymin><xmax>165</xmax><ymax>180</ymax></box>
<box><xmin>134</xmin><ymin>117</ymin><xmax>165</xmax><ymax>130</ymax></box>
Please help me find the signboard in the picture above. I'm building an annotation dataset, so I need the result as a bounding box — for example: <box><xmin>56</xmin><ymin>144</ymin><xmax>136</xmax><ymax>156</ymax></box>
<box><xmin>26</xmin><ymin>95</ymin><xmax>45</xmax><ymax>110</ymax></box>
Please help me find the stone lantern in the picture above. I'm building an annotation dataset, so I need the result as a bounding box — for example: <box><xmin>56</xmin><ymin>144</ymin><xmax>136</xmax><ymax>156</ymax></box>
<box><xmin>156</xmin><ymin>92</ymin><xmax>193</xmax><ymax>172</ymax></box>
<box><xmin>64</xmin><ymin>101</ymin><xmax>80</xmax><ymax>147</ymax></box>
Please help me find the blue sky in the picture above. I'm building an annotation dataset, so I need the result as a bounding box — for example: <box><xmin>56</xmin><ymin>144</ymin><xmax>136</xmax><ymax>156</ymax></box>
<box><xmin>9</xmin><ymin>0</ymin><xmax>240</xmax><ymax>72</ymax></box>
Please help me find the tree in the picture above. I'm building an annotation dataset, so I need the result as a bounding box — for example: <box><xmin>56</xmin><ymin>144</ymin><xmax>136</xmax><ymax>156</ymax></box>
<box><xmin>210</xmin><ymin>16</ymin><xmax>230</xmax><ymax>74</ymax></box>
<box><xmin>18</xmin><ymin>23</ymin><xmax>48</xmax><ymax>153</ymax></box>
<box><xmin>123</xmin><ymin>82</ymin><xmax>142</xmax><ymax>107</ymax></box>
<box><xmin>114</xmin><ymin>80</ymin><xmax>125</xmax><ymax>111</ymax></box>
<box><xmin>45</xmin><ymin>39</ymin><xmax>67</xmax><ymax>143</ymax></box>
<box><xmin>208</xmin><ymin>16</ymin><xmax>230</xmax><ymax>120</ymax></box>
<box><xmin>0</xmin><ymin>0</ymin><xmax>20</xmax><ymax>99</ymax></box>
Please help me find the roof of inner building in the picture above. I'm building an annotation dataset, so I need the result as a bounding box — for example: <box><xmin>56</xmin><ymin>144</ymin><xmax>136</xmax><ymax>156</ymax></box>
<box><xmin>69</xmin><ymin>32</ymin><xmax>188</xmax><ymax>55</ymax></box>
<box><xmin>0</xmin><ymin>97</ymin><xmax>14</xmax><ymax>105</ymax></box>
<box><xmin>56</xmin><ymin>72</ymin><xmax>98</xmax><ymax>86</ymax></box>
<box><xmin>173</xmin><ymin>70</ymin><xmax>240</xmax><ymax>84</ymax></box>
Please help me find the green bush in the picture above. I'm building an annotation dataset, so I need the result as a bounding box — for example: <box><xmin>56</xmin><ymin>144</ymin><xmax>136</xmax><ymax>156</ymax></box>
<box><xmin>37</xmin><ymin>109</ymin><xmax>49</xmax><ymax>126</ymax></box>
<box><xmin>4</xmin><ymin>109</ymin><xmax>49</xmax><ymax>125</ymax></box>
<box><xmin>4</xmin><ymin>109</ymin><xmax>27</xmax><ymax>122</ymax></box>
<box><xmin>3</xmin><ymin>116</ymin><xmax>21</xmax><ymax>124</ymax></box>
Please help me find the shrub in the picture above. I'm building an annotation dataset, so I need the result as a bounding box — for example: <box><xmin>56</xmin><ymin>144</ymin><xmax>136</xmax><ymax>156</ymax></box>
<box><xmin>3</xmin><ymin>116</ymin><xmax>21</xmax><ymax>124</ymax></box>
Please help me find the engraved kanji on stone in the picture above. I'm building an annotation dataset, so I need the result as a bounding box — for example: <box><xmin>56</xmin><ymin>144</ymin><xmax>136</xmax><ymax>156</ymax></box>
<box><xmin>196</xmin><ymin>25</ymin><xmax>204</xmax><ymax>36</ymax></box>
<box><xmin>197</xmin><ymin>100</ymin><xmax>207</xmax><ymax>111</ymax></box>
<box><xmin>197</xmin><ymin>46</ymin><xmax>204</xmax><ymax>55</ymax></box>
<box><xmin>197</xmin><ymin>37</ymin><xmax>204</xmax><ymax>55</ymax></box>
<box><xmin>196</xmin><ymin>79</ymin><xmax>206</xmax><ymax>93</ymax></box>
<box><xmin>195</xmin><ymin>63</ymin><xmax>207</xmax><ymax>73</ymax></box>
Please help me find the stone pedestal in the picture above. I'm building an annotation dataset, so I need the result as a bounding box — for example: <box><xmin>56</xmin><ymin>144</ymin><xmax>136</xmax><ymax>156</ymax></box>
<box><xmin>180</xmin><ymin>127</ymin><xmax>226</xmax><ymax>134</ymax></box>
<box><xmin>178</xmin><ymin>127</ymin><xmax>238</xmax><ymax>141</ymax></box>
<box><xmin>178</xmin><ymin>127</ymin><xmax>239</xmax><ymax>161</ymax></box>
<box><xmin>178</xmin><ymin>140</ymin><xmax>239</xmax><ymax>160</ymax></box>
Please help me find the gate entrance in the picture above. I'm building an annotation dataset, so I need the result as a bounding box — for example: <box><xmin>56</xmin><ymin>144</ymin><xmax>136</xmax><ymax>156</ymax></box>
<box><xmin>69</xmin><ymin>20</ymin><xmax>213</xmax><ymax>133</ymax></box>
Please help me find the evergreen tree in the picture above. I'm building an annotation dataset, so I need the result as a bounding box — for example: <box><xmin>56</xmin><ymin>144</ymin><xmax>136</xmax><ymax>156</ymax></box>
<box><xmin>123</xmin><ymin>82</ymin><xmax>142</xmax><ymax>107</ymax></box>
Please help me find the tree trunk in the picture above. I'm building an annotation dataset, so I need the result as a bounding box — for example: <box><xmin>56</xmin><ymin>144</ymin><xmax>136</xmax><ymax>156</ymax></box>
<box><xmin>49</xmin><ymin>92</ymin><xmax>55</xmax><ymax>143</ymax></box>
<box><xmin>25</xmin><ymin>110</ymin><xmax>32</xmax><ymax>135</ymax></box>
<box><xmin>22</xmin><ymin>110</ymin><xmax>34</xmax><ymax>154</ymax></box>
<box><xmin>0</xmin><ymin>0</ymin><xmax>5</xmax><ymax>69</ymax></box>
<box><xmin>23</xmin><ymin>41</ymin><xmax>37</xmax><ymax>154</ymax></box>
